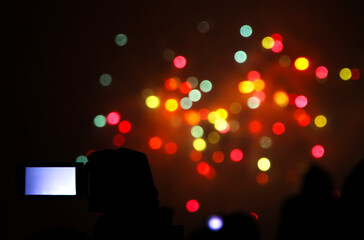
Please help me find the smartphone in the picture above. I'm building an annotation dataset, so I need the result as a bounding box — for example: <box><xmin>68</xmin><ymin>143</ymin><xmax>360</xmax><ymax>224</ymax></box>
<box><xmin>17</xmin><ymin>163</ymin><xmax>85</xmax><ymax>198</ymax></box>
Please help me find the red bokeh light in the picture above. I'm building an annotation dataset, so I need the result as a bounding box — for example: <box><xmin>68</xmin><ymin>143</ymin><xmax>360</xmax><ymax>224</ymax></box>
<box><xmin>288</xmin><ymin>93</ymin><xmax>298</xmax><ymax>105</ymax></box>
<box><xmin>297</xmin><ymin>113</ymin><xmax>311</xmax><ymax>127</ymax></box>
<box><xmin>165</xmin><ymin>77</ymin><xmax>180</xmax><ymax>90</ymax></box>
<box><xmin>190</xmin><ymin>150</ymin><xmax>202</xmax><ymax>162</ymax></box>
<box><xmin>106</xmin><ymin>111</ymin><xmax>121</xmax><ymax>125</ymax></box>
<box><xmin>197</xmin><ymin>162</ymin><xmax>210</xmax><ymax>175</ymax></box>
<box><xmin>118</xmin><ymin>120</ymin><xmax>132</xmax><ymax>133</ymax></box>
<box><xmin>149</xmin><ymin>137</ymin><xmax>162</xmax><ymax>150</ymax></box>
<box><xmin>179</xmin><ymin>82</ymin><xmax>193</xmax><ymax>94</ymax></box>
<box><xmin>165</xmin><ymin>142</ymin><xmax>178</xmax><ymax>155</ymax></box>
<box><xmin>247</xmin><ymin>70</ymin><xmax>261</xmax><ymax>81</ymax></box>
<box><xmin>272</xmin><ymin>122</ymin><xmax>285</xmax><ymax>135</ymax></box>
<box><xmin>351</xmin><ymin>68</ymin><xmax>360</xmax><ymax>80</ymax></box>
<box><xmin>113</xmin><ymin>134</ymin><xmax>125</xmax><ymax>147</ymax></box>
<box><xmin>230</xmin><ymin>149</ymin><xmax>243</xmax><ymax>162</ymax></box>
<box><xmin>312</xmin><ymin>145</ymin><xmax>325</xmax><ymax>158</ymax></box>
<box><xmin>173</xmin><ymin>56</ymin><xmax>187</xmax><ymax>69</ymax></box>
<box><xmin>198</xmin><ymin>108</ymin><xmax>210</xmax><ymax>120</ymax></box>
<box><xmin>249</xmin><ymin>120</ymin><xmax>262</xmax><ymax>133</ymax></box>
<box><xmin>271</xmin><ymin>33</ymin><xmax>283</xmax><ymax>42</ymax></box>
<box><xmin>315</xmin><ymin>66</ymin><xmax>328</xmax><ymax>79</ymax></box>
<box><xmin>271</xmin><ymin>40</ymin><xmax>283</xmax><ymax>53</ymax></box>
<box><xmin>186</xmin><ymin>199</ymin><xmax>199</xmax><ymax>213</ymax></box>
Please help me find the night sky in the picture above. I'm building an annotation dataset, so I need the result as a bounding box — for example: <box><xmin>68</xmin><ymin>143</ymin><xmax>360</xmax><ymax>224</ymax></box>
<box><xmin>7</xmin><ymin>1</ymin><xmax>364</xmax><ymax>239</ymax></box>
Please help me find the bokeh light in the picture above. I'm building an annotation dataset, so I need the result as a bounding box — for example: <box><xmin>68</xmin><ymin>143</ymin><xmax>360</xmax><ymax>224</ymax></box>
<box><xmin>149</xmin><ymin>137</ymin><xmax>162</xmax><ymax>150</ymax></box>
<box><xmin>230</xmin><ymin>102</ymin><xmax>242</xmax><ymax>114</ymax></box>
<box><xmin>212</xmin><ymin>151</ymin><xmax>224</xmax><ymax>163</ymax></box>
<box><xmin>207</xmin><ymin>215</ymin><xmax>224</xmax><ymax>231</ymax></box>
<box><xmin>315</xmin><ymin>66</ymin><xmax>328</xmax><ymax>79</ymax></box>
<box><xmin>186</xmin><ymin>199</ymin><xmax>199</xmax><ymax>213</ymax></box>
<box><xmin>216</xmin><ymin>108</ymin><xmax>228</xmax><ymax>120</ymax></box>
<box><xmin>173</xmin><ymin>56</ymin><xmax>187</xmax><ymax>69</ymax></box>
<box><xmin>311</xmin><ymin>145</ymin><xmax>325</xmax><ymax>158</ymax></box>
<box><xmin>114</xmin><ymin>33</ymin><xmax>128</xmax><ymax>46</ymax></box>
<box><xmin>197</xmin><ymin>162</ymin><xmax>210</xmax><ymax>175</ymax></box>
<box><xmin>180</xmin><ymin>82</ymin><xmax>193</xmax><ymax>94</ymax></box>
<box><xmin>118</xmin><ymin>120</ymin><xmax>132</xmax><ymax>133</ymax></box>
<box><xmin>165</xmin><ymin>77</ymin><xmax>180</xmax><ymax>90</ymax></box>
<box><xmin>191</xmin><ymin>125</ymin><xmax>204</xmax><ymax>138</ymax></box>
<box><xmin>257</xmin><ymin>157</ymin><xmax>271</xmax><ymax>171</ymax></box>
<box><xmin>106</xmin><ymin>111</ymin><xmax>121</xmax><ymax>125</ymax></box>
<box><xmin>259</xmin><ymin>136</ymin><xmax>273</xmax><ymax>149</ymax></box>
<box><xmin>93</xmin><ymin>115</ymin><xmax>107</xmax><ymax>128</ymax></box>
<box><xmin>256</xmin><ymin>172</ymin><xmax>269</xmax><ymax>185</ymax></box>
<box><xmin>165</xmin><ymin>99</ymin><xmax>179</xmax><ymax>112</ymax></box>
<box><xmin>279</xmin><ymin>55</ymin><xmax>291</xmax><ymax>67</ymax></box>
<box><xmin>75</xmin><ymin>155</ymin><xmax>88</xmax><ymax>165</ymax></box>
<box><xmin>271</xmin><ymin>40</ymin><xmax>283</xmax><ymax>53</ymax></box>
<box><xmin>253</xmin><ymin>79</ymin><xmax>265</xmax><ymax>91</ymax></box>
<box><xmin>180</xmin><ymin>97</ymin><xmax>193</xmax><ymax>110</ymax></box>
<box><xmin>339</xmin><ymin>68</ymin><xmax>351</xmax><ymax>80</ymax></box>
<box><xmin>314</xmin><ymin>115</ymin><xmax>327</xmax><ymax>128</ymax></box>
<box><xmin>234</xmin><ymin>50</ymin><xmax>247</xmax><ymax>63</ymax></box>
<box><xmin>197</xmin><ymin>21</ymin><xmax>210</xmax><ymax>33</ymax></box>
<box><xmin>297</xmin><ymin>113</ymin><xmax>311</xmax><ymax>127</ymax></box>
<box><xmin>146</xmin><ymin>95</ymin><xmax>160</xmax><ymax>109</ymax></box>
<box><xmin>295</xmin><ymin>95</ymin><xmax>308</xmax><ymax>108</ymax></box>
<box><xmin>165</xmin><ymin>142</ymin><xmax>178</xmax><ymax>155</ymax></box>
<box><xmin>214</xmin><ymin>119</ymin><xmax>229</xmax><ymax>132</ymax></box>
<box><xmin>230</xmin><ymin>149</ymin><xmax>243</xmax><ymax>162</ymax></box>
<box><xmin>200</xmin><ymin>80</ymin><xmax>213</xmax><ymax>92</ymax></box>
<box><xmin>189</xmin><ymin>89</ymin><xmax>202</xmax><ymax>102</ymax></box>
<box><xmin>238</xmin><ymin>81</ymin><xmax>255</xmax><ymax>94</ymax></box>
<box><xmin>187</xmin><ymin>76</ymin><xmax>199</xmax><ymax>88</ymax></box>
<box><xmin>247</xmin><ymin>71</ymin><xmax>261</xmax><ymax>81</ymax></box>
<box><xmin>294</xmin><ymin>57</ymin><xmax>309</xmax><ymax>71</ymax></box>
<box><xmin>247</xmin><ymin>96</ymin><xmax>261</xmax><ymax>109</ymax></box>
<box><xmin>249</xmin><ymin>120</ymin><xmax>262</xmax><ymax>133</ymax></box>
<box><xmin>272</xmin><ymin>122</ymin><xmax>285</xmax><ymax>135</ymax></box>
<box><xmin>274</xmin><ymin>91</ymin><xmax>289</xmax><ymax>107</ymax></box>
<box><xmin>190</xmin><ymin>150</ymin><xmax>202</xmax><ymax>162</ymax></box>
<box><xmin>99</xmin><ymin>73</ymin><xmax>112</xmax><ymax>86</ymax></box>
<box><xmin>113</xmin><ymin>134</ymin><xmax>125</xmax><ymax>147</ymax></box>
<box><xmin>184</xmin><ymin>110</ymin><xmax>201</xmax><ymax>125</ymax></box>
<box><xmin>199</xmin><ymin>108</ymin><xmax>210</xmax><ymax>120</ymax></box>
<box><xmin>208</xmin><ymin>131</ymin><xmax>220</xmax><ymax>144</ymax></box>
<box><xmin>193</xmin><ymin>138</ymin><xmax>207</xmax><ymax>151</ymax></box>
<box><xmin>351</xmin><ymin>68</ymin><xmax>360</xmax><ymax>80</ymax></box>
<box><xmin>262</xmin><ymin>36</ymin><xmax>274</xmax><ymax>49</ymax></box>
<box><xmin>240</xmin><ymin>25</ymin><xmax>253</xmax><ymax>37</ymax></box>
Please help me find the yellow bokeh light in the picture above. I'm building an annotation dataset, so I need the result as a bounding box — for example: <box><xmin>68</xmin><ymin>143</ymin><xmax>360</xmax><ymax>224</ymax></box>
<box><xmin>339</xmin><ymin>68</ymin><xmax>352</xmax><ymax>80</ymax></box>
<box><xmin>165</xmin><ymin>98</ymin><xmax>178</xmax><ymax>112</ymax></box>
<box><xmin>262</xmin><ymin>36</ymin><xmax>275</xmax><ymax>49</ymax></box>
<box><xmin>216</xmin><ymin>108</ymin><xmax>228</xmax><ymax>120</ymax></box>
<box><xmin>214</xmin><ymin>119</ymin><xmax>228</xmax><ymax>132</ymax></box>
<box><xmin>208</xmin><ymin>111</ymin><xmax>219</xmax><ymax>124</ymax></box>
<box><xmin>238</xmin><ymin>81</ymin><xmax>255</xmax><ymax>94</ymax></box>
<box><xmin>257</xmin><ymin>157</ymin><xmax>271</xmax><ymax>171</ymax></box>
<box><xmin>253</xmin><ymin>79</ymin><xmax>265</xmax><ymax>91</ymax></box>
<box><xmin>193</xmin><ymin>138</ymin><xmax>207</xmax><ymax>151</ymax></box>
<box><xmin>294</xmin><ymin>57</ymin><xmax>309</xmax><ymax>71</ymax></box>
<box><xmin>145</xmin><ymin>95</ymin><xmax>160</xmax><ymax>108</ymax></box>
<box><xmin>314</xmin><ymin>115</ymin><xmax>327</xmax><ymax>128</ymax></box>
<box><xmin>274</xmin><ymin>91</ymin><xmax>289</xmax><ymax>107</ymax></box>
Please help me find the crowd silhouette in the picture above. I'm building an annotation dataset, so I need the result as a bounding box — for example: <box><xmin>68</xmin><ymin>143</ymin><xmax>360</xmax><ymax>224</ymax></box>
<box><xmin>23</xmin><ymin>148</ymin><xmax>363</xmax><ymax>239</ymax></box>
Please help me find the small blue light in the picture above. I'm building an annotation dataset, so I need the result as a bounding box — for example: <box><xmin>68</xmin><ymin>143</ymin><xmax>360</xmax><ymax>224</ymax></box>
<box><xmin>207</xmin><ymin>215</ymin><xmax>224</xmax><ymax>231</ymax></box>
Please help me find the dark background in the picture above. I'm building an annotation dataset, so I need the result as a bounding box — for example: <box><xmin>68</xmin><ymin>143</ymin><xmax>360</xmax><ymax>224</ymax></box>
<box><xmin>7</xmin><ymin>0</ymin><xmax>363</xmax><ymax>239</ymax></box>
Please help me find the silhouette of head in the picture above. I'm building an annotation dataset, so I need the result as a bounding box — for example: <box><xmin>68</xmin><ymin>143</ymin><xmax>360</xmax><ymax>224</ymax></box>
<box><xmin>342</xmin><ymin>158</ymin><xmax>364</xmax><ymax>205</ymax></box>
<box><xmin>86</xmin><ymin>148</ymin><xmax>159</xmax><ymax>213</ymax></box>
<box><xmin>301</xmin><ymin>164</ymin><xmax>332</xmax><ymax>198</ymax></box>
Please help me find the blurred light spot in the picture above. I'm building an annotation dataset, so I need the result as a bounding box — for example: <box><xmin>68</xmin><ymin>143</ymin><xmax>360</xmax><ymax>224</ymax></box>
<box><xmin>216</xmin><ymin>108</ymin><xmax>228</xmax><ymax>120</ymax></box>
<box><xmin>115</xmin><ymin>33</ymin><xmax>127</xmax><ymax>46</ymax></box>
<box><xmin>187</xmin><ymin>76</ymin><xmax>199</xmax><ymax>88</ymax></box>
<box><xmin>86</xmin><ymin>150</ymin><xmax>96</xmax><ymax>156</ymax></box>
<box><xmin>142</xmin><ymin>88</ymin><xmax>154</xmax><ymax>99</ymax></box>
<box><xmin>199</xmin><ymin>108</ymin><xmax>210</xmax><ymax>120</ymax></box>
<box><xmin>113</xmin><ymin>134</ymin><xmax>125</xmax><ymax>147</ymax></box>
<box><xmin>208</xmin><ymin>131</ymin><xmax>220</xmax><ymax>144</ymax></box>
<box><xmin>256</xmin><ymin>172</ymin><xmax>269</xmax><ymax>185</ymax></box>
<box><xmin>294</xmin><ymin>109</ymin><xmax>306</xmax><ymax>120</ymax></box>
<box><xmin>193</xmin><ymin>138</ymin><xmax>207</xmax><ymax>151</ymax></box>
<box><xmin>173</xmin><ymin>56</ymin><xmax>187</xmax><ymax>69</ymax></box>
<box><xmin>234</xmin><ymin>50</ymin><xmax>247</xmax><ymax>63</ymax></box>
<box><xmin>272</xmin><ymin>122</ymin><xmax>285</xmax><ymax>135</ymax></box>
<box><xmin>205</xmin><ymin>166</ymin><xmax>216</xmax><ymax>179</ymax></box>
<box><xmin>251</xmin><ymin>212</ymin><xmax>259</xmax><ymax>220</ymax></box>
<box><xmin>271</xmin><ymin>33</ymin><xmax>283</xmax><ymax>41</ymax></box>
<box><xmin>259</xmin><ymin>136</ymin><xmax>273</xmax><ymax>149</ymax></box>
<box><xmin>279</xmin><ymin>55</ymin><xmax>291</xmax><ymax>67</ymax></box>
<box><xmin>186</xmin><ymin>199</ymin><xmax>199</xmax><ymax>213</ymax></box>
<box><xmin>228</xmin><ymin>120</ymin><xmax>240</xmax><ymax>132</ymax></box>
<box><xmin>170</xmin><ymin>115</ymin><xmax>182</xmax><ymax>127</ymax></box>
<box><xmin>240</xmin><ymin>25</ymin><xmax>253</xmax><ymax>37</ymax></box>
<box><xmin>184</xmin><ymin>110</ymin><xmax>201</xmax><ymax>125</ymax></box>
<box><xmin>274</xmin><ymin>91</ymin><xmax>289</xmax><ymax>107</ymax></box>
<box><xmin>180</xmin><ymin>81</ymin><xmax>193</xmax><ymax>94</ymax></box>
<box><xmin>249</xmin><ymin>120</ymin><xmax>262</xmax><ymax>133</ymax></box>
<box><xmin>253</xmin><ymin>91</ymin><xmax>266</xmax><ymax>102</ymax></box>
<box><xmin>312</xmin><ymin>145</ymin><xmax>324</xmax><ymax>158</ymax></box>
<box><xmin>253</xmin><ymin>79</ymin><xmax>265</xmax><ymax>91</ymax></box>
<box><xmin>230</xmin><ymin>149</ymin><xmax>243</xmax><ymax>162</ymax></box>
<box><xmin>146</xmin><ymin>96</ymin><xmax>160</xmax><ymax>109</ymax></box>
<box><xmin>106</xmin><ymin>111</ymin><xmax>120</xmax><ymax>125</ymax></box>
<box><xmin>99</xmin><ymin>73</ymin><xmax>112</xmax><ymax>86</ymax></box>
<box><xmin>190</xmin><ymin>150</ymin><xmax>202</xmax><ymax>162</ymax></box>
<box><xmin>200</xmin><ymin>80</ymin><xmax>213</xmax><ymax>92</ymax></box>
<box><xmin>93</xmin><ymin>115</ymin><xmax>107</xmax><ymax>128</ymax></box>
<box><xmin>315</xmin><ymin>66</ymin><xmax>328</xmax><ymax>79</ymax></box>
<box><xmin>247</xmin><ymin>70</ymin><xmax>261</xmax><ymax>81</ymax></box>
<box><xmin>76</xmin><ymin>155</ymin><xmax>88</xmax><ymax>165</ymax></box>
<box><xmin>208</xmin><ymin>111</ymin><xmax>219</xmax><ymax>124</ymax></box>
<box><xmin>197</xmin><ymin>21</ymin><xmax>210</xmax><ymax>33</ymax></box>
<box><xmin>294</xmin><ymin>57</ymin><xmax>309</xmax><ymax>71</ymax></box>
<box><xmin>214</xmin><ymin>119</ymin><xmax>228</xmax><ymax>132</ymax></box>
<box><xmin>238</xmin><ymin>81</ymin><xmax>255</xmax><ymax>94</ymax></box>
<box><xmin>207</xmin><ymin>215</ymin><xmax>224</xmax><ymax>231</ymax></box>
<box><xmin>165</xmin><ymin>99</ymin><xmax>179</xmax><ymax>112</ymax></box>
<box><xmin>197</xmin><ymin>162</ymin><xmax>210</xmax><ymax>175</ymax></box>
<box><xmin>314</xmin><ymin>115</ymin><xmax>327</xmax><ymax>128</ymax></box>
<box><xmin>247</xmin><ymin>96</ymin><xmax>261</xmax><ymax>109</ymax></box>
<box><xmin>257</xmin><ymin>157</ymin><xmax>271</xmax><ymax>171</ymax></box>
<box><xmin>351</xmin><ymin>68</ymin><xmax>360</xmax><ymax>80</ymax></box>
<box><xmin>288</xmin><ymin>93</ymin><xmax>298</xmax><ymax>105</ymax></box>
<box><xmin>165</xmin><ymin>142</ymin><xmax>178</xmax><ymax>155</ymax></box>
<box><xmin>271</xmin><ymin>40</ymin><xmax>283</xmax><ymax>53</ymax></box>
<box><xmin>149</xmin><ymin>137</ymin><xmax>162</xmax><ymax>150</ymax></box>
<box><xmin>295</xmin><ymin>95</ymin><xmax>308</xmax><ymax>108</ymax></box>
<box><xmin>189</xmin><ymin>89</ymin><xmax>202</xmax><ymax>102</ymax></box>
<box><xmin>212</xmin><ymin>151</ymin><xmax>224</xmax><ymax>163</ymax></box>
<box><xmin>180</xmin><ymin>97</ymin><xmax>193</xmax><ymax>110</ymax></box>
<box><xmin>230</xmin><ymin>102</ymin><xmax>242</xmax><ymax>114</ymax></box>
<box><xmin>339</xmin><ymin>68</ymin><xmax>351</xmax><ymax>80</ymax></box>
<box><xmin>297</xmin><ymin>113</ymin><xmax>310</xmax><ymax>127</ymax></box>
<box><xmin>163</xmin><ymin>49</ymin><xmax>175</xmax><ymax>62</ymax></box>
<box><xmin>165</xmin><ymin>77</ymin><xmax>180</xmax><ymax>91</ymax></box>
<box><xmin>262</xmin><ymin>36</ymin><xmax>274</xmax><ymax>49</ymax></box>
<box><xmin>191</xmin><ymin>125</ymin><xmax>204</xmax><ymax>138</ymax></box>
<box><xmin>118</xmin><ymin>120</ymin><xmax>131</xmax><ymax>133</ymax></box>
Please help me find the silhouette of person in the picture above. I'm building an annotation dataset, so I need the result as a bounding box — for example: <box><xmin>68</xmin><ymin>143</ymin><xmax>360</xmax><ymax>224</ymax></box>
<box><xmin>340</xmin><ymin>158</ymin><xmax>364</xmax><ymax>239</ymax></box>
<box><xmin>25</xmin><ymin>226</ymin><xmax>92</xmax><ymax>240</ymax></box>
<box><xmin>276</xmin><ymin>164</ymin><xmax>340</xmax><ymax>240</ymax></box>
<box><xmin>86</xmin><ymin>147</ymin><xmax>183</xmax><ymax>239</ymax></box>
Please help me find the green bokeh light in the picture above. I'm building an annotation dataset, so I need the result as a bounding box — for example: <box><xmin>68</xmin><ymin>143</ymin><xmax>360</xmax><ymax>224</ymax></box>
<box><xmin>115</xmin><ymin>33</ymin><xmax>128</xmax><ymax>46</ymax></box>
<box><xmin>191</xmin><ymin>125</ymin><xmax>204</xmax><ymax>138</ymax></box>
<box><xmin>240</xmin><ymin>25</ymin><xmax>252</xmax><ymax>37</ymax></box>
<box><xmin>76</xmin><ymin>155</ymin><xmax>88</xmax><ymax>165</ymax></box>
<box><xmin>234</xmin><ymin>51</ymin><xmax>247</xmax><ymax>63</ymax></box>
<box><xmin>200</xmin><ymin>80</ymin><xmax>212</xmax><ymax>93</ymax></box>
<box><xmin>99</xmin><ymin>73</ymin><xmax>112</xmax><ymax>86</ymax></box>
<box><xmin>94</xmin><ymin>115</ymin><xmax>107</xmax><ymax>127</ymax></box>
